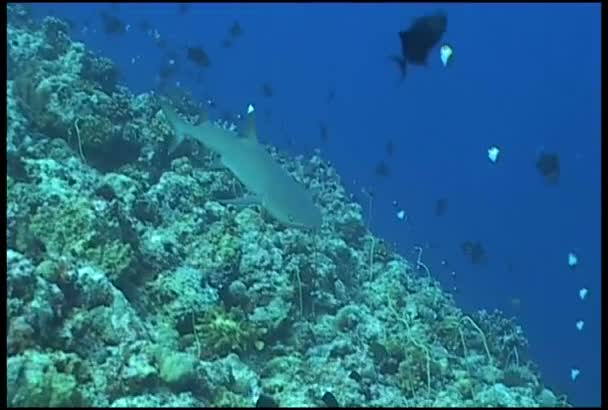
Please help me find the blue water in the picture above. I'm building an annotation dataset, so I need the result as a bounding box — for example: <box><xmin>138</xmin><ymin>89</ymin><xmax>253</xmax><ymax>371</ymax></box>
<box><xmin>29</xmin><ymin>3</ymin><xmax>602</xmax><ymax>406</ymax></box>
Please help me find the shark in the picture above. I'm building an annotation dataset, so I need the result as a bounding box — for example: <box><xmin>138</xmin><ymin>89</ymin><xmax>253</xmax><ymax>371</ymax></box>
<box><xmin>160</xmin><ymin>100</ymin><xmax>323</xmax><ymax>230</ymax></box>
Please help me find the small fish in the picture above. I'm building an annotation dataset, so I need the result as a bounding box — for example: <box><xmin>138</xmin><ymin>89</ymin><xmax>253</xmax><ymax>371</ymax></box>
<box><xmin>229</xmin><ymin>20</ymin><xmax>242</xmax><ymax>38</ymax></box>
<box><xmin>510</xmin><ymin>297</ymin><xmax>521</xmax><ymax>309</ymax></box>
<box><xmin>256</xmin><ymin>394</ymin><xmax>278</xmax><ymax>407</ymax></box>
<box><xmin>536</xmin><ymin>151</ymin><xmax>560</xmax><ymax>184</ymax></box>
<box><xmin>361</xmin><ymin>186</ymin><xmax>376</xmax><ymax>199</ymax></box>
<box><xmin>326</xmin><ymin>88</ymin><xmax>335</xmax><ymax>104</ymax></box>
<box><xmin>261</xmin><ymin>82</ymin><xmax>274</xmax><ymax>97</ymax></box>
<box><xmin>218</xmin><ymin>110</ymin><xmax>240</xmax><ymax>124</ymax></box>
<box><xmin>348</xmin><ymin>370</ymin><xmax>362</xmax><ymax>383</ymax></box>
<box><xmin>461</xmin><ymin>240</ymin><xmax>487</xmax><ymax>265</ymax></box>
<box><xmin>138</xmin><ymin>19</ymin><xmax>150</xmax><ymax>33</ymax></box>
<box><xmin>321</xmin><ymin>391</ymin><xmax>340</xmax><ymax>407</ymax></box>
<box><xmin>158</xmin><ymin>53</ymin><xmax>179</xmax><ymax>81</ymax></box>
<box><xmin>319</xmin><ymin>122</ymin><xmax>329</xmax><ymax>142</ymax></box>
<box><xmin>178</xmin><ymin>3</ymin><xmax>191</xmax><ymax>15</ymax></box>
<box><xmin>385</xmin><ymin>140</ymin><xmax>396</xmax><ymax>157</ymax></box>
<box><xmin>374</xmin><ymin>160</ymin><xmax>392</xmax><ymax>177</ymax></box>
<box><xmin>64</xmin><ymin>17</ymin><xmax>77</xmax><ymax>31</ymax></box>
<box><xmin>186</xmin><ymin>46</ymin><xmax>210</xmax><ymax>68</ymax></box>
<box><xmin>488</xmin><ymin>145</ymin><xmax>500</xmax><ymax>163</ymax></box>
<box><xmin>204</xmin><ymin>98</ymin><xmax>217</xmax><ymax>110</ymax></box>
<box><xmin>391</xmin><ymin>11</ymin><xmax>447</xmax><ymax>79</ymax></box>
<box><xmin>100</xmin><ymin>11</ymin><xmax>125</xmax><ymax>35</ymax></box>
<box><xmin>154</xmin><ymin>37</ymin><xmax>168</xmax><ymax>50</ymax></box>
<box><xmin>221</xmin><ymin>21</ymin><xmax>243</xmax><ymax>48</ymax></box>
<box><xmin>440</xmin><ymin>43</ymin><xmax>454</xmax><ymax>67</ymax></box>
<box><xmin>568</xmin><ymin>252</ymin><xmax>578</xmax><ymax>268</ymax></box>
<box><xmin>435</xmin><ymin>198</ymin><xmax>448</xmax><ymax>216</ymax></box>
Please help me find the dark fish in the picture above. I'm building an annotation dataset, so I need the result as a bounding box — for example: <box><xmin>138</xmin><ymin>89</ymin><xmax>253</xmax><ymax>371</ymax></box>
<box><xmin>510</xmin><ymin>296</ymin><xmax>521</xmax><ymax>310</ymax></box>
<box><xmin>536</xmin><ymin>151</ymin><xmax>560</xmax><ymax>184</ymax></box>
<box><xmin>138</xmin><ymin>19</ymin><xmax>150</xmax><ymax>33</ymax></box>
<box><xmin>261</xmin><ymin>82</ymin><xmax>274</xmax><ymax>97</ymax></box>
<box><xmin>219</xmin><ymin>110</ymin><xmax>241</xmax><ymax>124</ymax></box>
<box><xmin>186</xmin><ymin>46</ymin><xmax>210</xmax><ymax>68</ymax></box>
<box><xmin>361</xmin><ymin>186</ymin><xmax>376</xmax><ymax>199</ymax></box>
<box><xmin>319</xmin><ymin>122</ymin><xmax>329</xmax><ymax>142</ymax></box>
<box><xmin>385</xmin><ymin>140</ymin><xmax>395</xmax><ymax>157</ymax></box>
<box><xmin>204</xmin><ymin>98</ymin><xmax>217</xmax><ymax>109</ymax></box>
<box><xmin>256</xmin><ymin>394</ymin><xmax>278</xmax><ymax>407</ymax></box>
<box><xmin>64</xmin><ymin>17</ymin><xmax>77</xmax><ymax>31</ymax></box>
<box><xmin>349</xmin><ymin>370</ymin><xmax>362</xmax><ymax>383</ymax></box>
<box><xmin>504</xmin><ymin>257</ymin><xmax>515</xmax><ymax>272</ymax></box>
<box><xmin>321</xmin><ymin>391</ymin><xmax>340</xmax><ymax>407</ymax></box>
<box><xmin>7</xmin><ymin>150</ymin><xmax>28</xmax><ymax>183</ymax></box>
<box><xmin>158</xmin><ymin>66</ymin><xmax>176</xmax><ymax>84</ymax></box>
<box><xmin>428</xmin><ymin>240</ymin><xmax>441</xmax><ymax>250</ymax></box>
<box><xmin>435</xmin><ymin>197</ymin><xmax>448</xmax><ymax>216</ymax></box>
<box><xmin>178</xmin><ymin>3</ymin><xmax>191</xmax><ymax>15</ymax></box>
<box><xmin>154</xmin><ymin>37</ymin><xmax>168</xmax><ymax>50</ymax></box>
<box><xmin>326</xmin><ymin>88</ymin><xmax>335</xmax><ymax>104</ymax></box>
<box><xmin>391</xmin><ymin>10</ymin><xmax>447</xmax><ymax>78</ymax></box>
<box><xmin>461</xmin><ymin>240</ymin><xmax>487</xmax><ymax>265</ymax></box>
<box><xmin>158</xmin><ymin>52</ymin><xmax>179</xmax><ymax>81</ymax></box>
<box><xmin>229</xmin><ymin>20</ymin><xmax>243</xmax><ymax>38</ymax></box>
<box><xmin>99</xmin><ymin>11</ymin><xmax>125</xmax><ymax>35</ymax></box>
<box><xmin>374</xmin><ymin>160</ymin><xmax>391</xmax><ymax>177</ymax></box>
<box><xmin>221</xmin><ymin>21</ymin><xmax>243</xmax><ymax>48</ymax></box>
<box><xmin>281</xmin><ymin>122</ymin><xmax>294</xmax><ymax>149</ymax></box>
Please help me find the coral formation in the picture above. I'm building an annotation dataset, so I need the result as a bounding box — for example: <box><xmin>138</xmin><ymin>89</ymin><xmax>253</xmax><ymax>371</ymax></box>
<box><xmin>5</xmin><ymin>5</ymin><xmax>569</xmax><ymax>407</ymax></box>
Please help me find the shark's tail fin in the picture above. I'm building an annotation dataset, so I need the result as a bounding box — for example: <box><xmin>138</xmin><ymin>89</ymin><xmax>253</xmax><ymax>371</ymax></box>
<box><xmin>389</xmin><ymin>55</ymin><xmax>407</xmax><ymax>80</ymax></box>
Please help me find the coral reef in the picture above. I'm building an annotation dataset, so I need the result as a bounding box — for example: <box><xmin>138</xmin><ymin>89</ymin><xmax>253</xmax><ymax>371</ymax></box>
<box><xmin>6</xmin><ymin>5</ymin><xmax>569</xmax><ymax>407</ymax></box>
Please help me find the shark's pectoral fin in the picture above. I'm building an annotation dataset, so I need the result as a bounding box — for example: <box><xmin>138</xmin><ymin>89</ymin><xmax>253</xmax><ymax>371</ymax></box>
<box><xmin>167</xmin><ymin>132</ymin><xmax>185</xmax><ymax>155</ymax></box>
<box><xmin>219</xmin><ymin>195</ymin><xmax>261</xmax><ymax>208</ymax></box>
<box><xmin>207</xmin><ymin>156</ymin><xmax>226</xmax><ymax>171</ymax></box>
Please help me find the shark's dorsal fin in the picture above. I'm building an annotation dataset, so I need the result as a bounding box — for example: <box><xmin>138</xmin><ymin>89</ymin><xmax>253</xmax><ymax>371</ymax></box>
<box><xmin>244</xmin><ymin>103</ymin><xmax>257</xmax><ymax>141</ymax></box>
<box><xmin>200</xmin><ymin>99</ymin><xmax>216</xmax><ymax>123</ymax></box>
<box><xmin>200</xmin><ymin>107</ymin><xmax>209</xmax><ymax>123</ymax></box>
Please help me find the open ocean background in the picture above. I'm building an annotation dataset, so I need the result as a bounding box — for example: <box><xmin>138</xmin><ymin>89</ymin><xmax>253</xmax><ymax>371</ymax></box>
<box><xmin>24</xmin><ymin>3</ymin><xmax>601</xmax><ymax>406</ymax></box>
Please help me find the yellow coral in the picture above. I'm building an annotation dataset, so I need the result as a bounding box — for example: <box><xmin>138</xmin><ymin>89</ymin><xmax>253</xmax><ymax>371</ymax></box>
<box><xmin>195</xmin><ymin>306</ymin><xmax>265</xmax><ymax>358</ymax></box>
